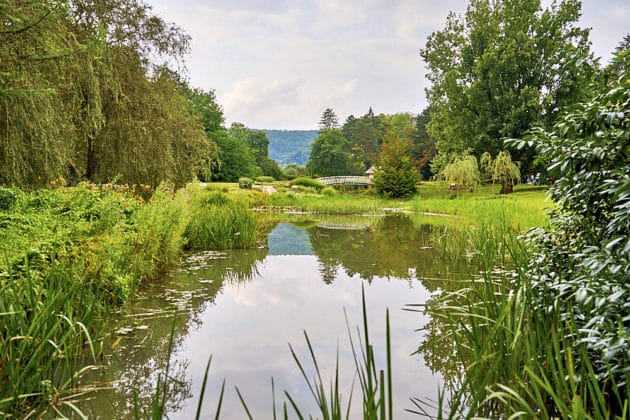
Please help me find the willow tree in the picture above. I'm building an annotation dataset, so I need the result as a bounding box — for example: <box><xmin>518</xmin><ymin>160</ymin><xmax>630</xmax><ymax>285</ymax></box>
<box><xmin>440</xmin><ymin>155</ymin><xmax>482</xmax><ymax>193</ymax></box>
<box><xmin>421</xmin><ymin>0</ymin><xmax>595</xmax><ymax>174</ymax></box>
<box><xmin>65</xmin><ymin>0</ymin><xmax>202</xmax><ymax>186</ymax></box>
<box><xmin>0</xmin><ymin>0</ymin><xmax>81</xmax><ymax>187</ymax></box>
<box><xmin>1</xmin><ymin>0</ymin><xmax>210</xmax><ymax>188</ymax></box>
<box><xmin>492</xmin><ymin>150</ymin><xmax>520</xmax><ymax>193</ymax></box>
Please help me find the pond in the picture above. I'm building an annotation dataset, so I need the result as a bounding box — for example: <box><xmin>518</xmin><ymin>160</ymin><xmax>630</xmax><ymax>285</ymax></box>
<box><xmin>77</xmin><ymin>214</ymin><xmax>465</xmax><ymax>418</ymax></box>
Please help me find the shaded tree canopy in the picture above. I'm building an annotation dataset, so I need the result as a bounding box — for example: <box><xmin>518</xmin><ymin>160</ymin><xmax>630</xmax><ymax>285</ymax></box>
<box><xmin>307</xmin><ymin>129</ymin><xmax>350</xmax><ymax>177</ymax></box>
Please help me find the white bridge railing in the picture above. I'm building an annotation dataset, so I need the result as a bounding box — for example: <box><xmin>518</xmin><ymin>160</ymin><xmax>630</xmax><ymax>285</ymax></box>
<box><xmin>316</xmin><ymin>176</ymin><xmax>373</xmax><ymax>186</ymax></box>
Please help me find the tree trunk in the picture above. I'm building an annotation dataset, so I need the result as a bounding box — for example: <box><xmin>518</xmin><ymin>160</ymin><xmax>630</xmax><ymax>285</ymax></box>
<box><xmin>86</xmin><ymin>135</ymin><xmax>97</xmax><ymax>181</ymax></box>
<box><xmin>500</xmin><ymin>181</ymin><xmax>513</xmax><ymax>194</ymax></box>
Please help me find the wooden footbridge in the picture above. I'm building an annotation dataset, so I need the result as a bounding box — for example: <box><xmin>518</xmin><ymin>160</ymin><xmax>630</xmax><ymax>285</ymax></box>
<box><xmin>316</xmin><ymin>176</ymin><xmax>373</xmax><ymax>186</ymax></box>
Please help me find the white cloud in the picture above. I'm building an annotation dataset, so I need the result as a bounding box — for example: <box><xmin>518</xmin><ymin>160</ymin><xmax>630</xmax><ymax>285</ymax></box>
<box><xmin>149</xmin><ymin>0</ymin><xmax>630</xmax><ymax>129</ymax></box>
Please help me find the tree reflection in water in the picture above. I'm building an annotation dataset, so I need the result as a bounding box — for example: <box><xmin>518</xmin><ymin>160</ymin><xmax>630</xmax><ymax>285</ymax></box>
<box><xmin>75</xmin><ymin>214</ymin><xmax>475</xmax><ymax>418</ymax></box>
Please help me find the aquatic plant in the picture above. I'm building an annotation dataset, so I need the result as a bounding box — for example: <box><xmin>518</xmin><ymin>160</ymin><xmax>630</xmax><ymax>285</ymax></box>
<box><xmin>185</xmin><ymin>190</ymin><xmax>259</xmax><ymax>250</ymax></box>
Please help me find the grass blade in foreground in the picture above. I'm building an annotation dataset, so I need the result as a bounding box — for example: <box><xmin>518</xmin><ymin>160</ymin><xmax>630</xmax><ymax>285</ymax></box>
<box><xmin>283</xmin><ymin>285</ymin><xmax>393</xmax><ymax>419</ymax></box>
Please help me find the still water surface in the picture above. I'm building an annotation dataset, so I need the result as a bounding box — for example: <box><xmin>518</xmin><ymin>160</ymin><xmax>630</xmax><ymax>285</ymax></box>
<box><xmin>80</xmin><ymin>214</ymin><xmax>459</xmax><ymax>418</ymax></box>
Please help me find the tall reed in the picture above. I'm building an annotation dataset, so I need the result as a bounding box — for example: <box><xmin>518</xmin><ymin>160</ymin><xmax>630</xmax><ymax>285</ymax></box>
<box><xmin>419</xmin><ymin>222</ymin><xmax>630</xmax><ymax>418</ymax></box>
<box><xmin>0</xmin><ymin>259</ymin><xmax>103</xmax><ymax>417</ymax></box>
<box><xmin>185</xmin><ymin>190</ymin><xmax>259</xmax><ymax>250</ymax></box>
<box><xmin>280</xmin><ymin>287</ymin><xmax>393</xmax><ymax>419</ymax></box>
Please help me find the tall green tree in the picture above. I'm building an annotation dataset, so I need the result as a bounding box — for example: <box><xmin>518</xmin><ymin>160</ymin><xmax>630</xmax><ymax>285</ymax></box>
<box><xmin>307</xmin><ymin>129</ymin><xmax>350</xmax><ymax>177</ymax></box>
<box><xmin>67</xmin><ymin>0</ymin><xmax>193</xmax><ymax>185</ymax></box>
<box><xmin>245</xmin><ymin>129</ymin><xmax>283</xmax><ymax>179</ymax></box>
<box><xmin>246</xmin><ymin>130</ymin><xmax>269</xmax><ymax>165</ymax></box>
<box><xmin>212</xmin><ymin>123</ymin><xmax>258</xmax><ymax>182</ymax></box>
<box><xmin>342</xmin><ymin>109</ymin><xmax>380</xmax><ymax>172</ymax></box>
<box><xmin>318</xmin><ymin>107</ymin><xmax>340</xmax><ymax>131</ymax></box>
<box><xmin>421</xmin><ymin>0</ymin><xmax>594</xmax><ymax>173</ymax></box>
<box><xmin>411</xmin><ymin>107</ymin><xmax>437</xmax><ymax>180</ymax></box>
<box><xmin>373</xmin><ymin>129</ymin><xmax>419</xmax><ymax>198</ymax></box>
<box><xmin>182</xmin><ymin>86</ymin><xmax>222</xmax><ymax>181</ymax></box>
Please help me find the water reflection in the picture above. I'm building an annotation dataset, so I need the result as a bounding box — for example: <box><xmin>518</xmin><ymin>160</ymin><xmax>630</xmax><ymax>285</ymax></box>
<box><xmin>76</xmin><ymin>214</ymin><xmax>462</xmax><ymax>418</ymax></box>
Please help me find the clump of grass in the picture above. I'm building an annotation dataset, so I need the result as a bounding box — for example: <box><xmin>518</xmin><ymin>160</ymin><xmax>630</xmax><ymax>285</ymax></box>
<box><xmin>321</xmin><ymin>186</ymin><xmax>338</xmax><ymax>197</ymax></box>
<box><xmin>0</xmin><ymin>259</ymin><xmax>103</xmax><ymax>417</ymax></box>
<box><xmin>291</xmin><ymin>177</ymin><xmax>325</xmax><ymax>191</ymax></box>
<box><xmin>185</xmin><ymin>190</ymin><xmax>259</xmax><ymax>250</ymax></box>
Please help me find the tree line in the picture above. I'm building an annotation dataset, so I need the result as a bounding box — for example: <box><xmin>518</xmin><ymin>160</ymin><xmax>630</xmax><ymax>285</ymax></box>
<box><xmin>2</xmin><ymin>0</ymin><xmax>627</xmax><ymax>194</ymax></box>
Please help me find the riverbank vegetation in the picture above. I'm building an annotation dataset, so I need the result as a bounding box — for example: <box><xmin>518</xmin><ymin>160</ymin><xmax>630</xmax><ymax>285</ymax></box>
<box><xmin>420</xmin><ymin>51</ymin><xmax>630</xmax><ymax>418</ymax></box>
<box><xmin>0</xmin><ymin>183</ymin><xmax>263</xmax><ymax>416</ymax></box>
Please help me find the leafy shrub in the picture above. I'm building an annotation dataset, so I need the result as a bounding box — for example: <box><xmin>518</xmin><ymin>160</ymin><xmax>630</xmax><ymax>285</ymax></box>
<box><xmin>291</xmin><ymin>177</ymin><xmax>325</xmax><ymax>190</ymax></box>
<box><xmin>284</xmin><ymin>167</ymin><xmax>299</xmax><ymax>179</ymax></box>
<box><xmin>238</xmin><ymin>177</ymin><xmax>253</xmax><ymax>189</ymax></box>
<box><xmin>0</xmin><ymin>187</ymin><xmax>21</xmax><ymax>211</ymax></box>
<box><xmin>255</xmin><ymin>176</ymin><xmax>275</xmax><ymax>184</ymax></box>
<box><xmin>510</xmin><ymin>52</ymin><xmax>630</xmax><ymax>406</ymax></box>
<box><xmin>321</xmin><ymin>186</ymin><xmax>338</xmax><ymax>197</ymax></box>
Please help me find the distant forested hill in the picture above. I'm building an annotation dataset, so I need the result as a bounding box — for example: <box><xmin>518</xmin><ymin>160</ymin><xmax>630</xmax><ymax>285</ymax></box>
<box><xmin>263</xmin><ymin>129</ymin><xmax>318</xmax><ymax>166</ymax></box>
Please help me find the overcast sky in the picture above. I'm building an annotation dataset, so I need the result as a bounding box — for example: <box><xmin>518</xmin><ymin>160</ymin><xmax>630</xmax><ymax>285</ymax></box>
<box><xmin>148</xmin><ymin>0</ymin><xmax>629</xmax><ymax>130</ymax></box>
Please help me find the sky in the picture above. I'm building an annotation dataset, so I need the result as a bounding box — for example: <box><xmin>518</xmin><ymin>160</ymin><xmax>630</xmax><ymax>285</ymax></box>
<box><xmin>147</xmin><ymin>0</ymin><xmax>630</xmax><ymax>130</ymax></box>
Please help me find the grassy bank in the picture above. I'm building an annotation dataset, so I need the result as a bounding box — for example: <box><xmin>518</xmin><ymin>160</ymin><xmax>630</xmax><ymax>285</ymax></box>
<box><xmin>0</xmin><ymin>183</ymin><xmax>260</xmax><ymax>416</ymax></box>
<box><xmin>213</xmin><ymin>180</ymin><xmax>549</xmax><ymax>231</ymax></box>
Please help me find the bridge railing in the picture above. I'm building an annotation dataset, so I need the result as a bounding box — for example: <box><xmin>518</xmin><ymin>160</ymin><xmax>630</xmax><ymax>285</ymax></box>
<box><xmin>316</xmin><ymin>176</ymin><xmax>373</xmax><ymax>186</ymax></box>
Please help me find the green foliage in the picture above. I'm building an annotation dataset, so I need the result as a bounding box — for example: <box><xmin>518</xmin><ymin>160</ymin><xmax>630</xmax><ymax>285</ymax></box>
<box><xmin>181</xmin><ymin>86</ymin><xmax>223</xmax><ymax>180</ymax></box>
<box><xmin>283</xmin><ymin>166</ymin><xmax>299</xmax><ymax>179</ymax></box>
<box><xmin>509</xmin><ymin>53</ymin><xmax>630</xmax><ymax>399</ymax></box>
<box><xmin>184</xmin><ymin>190</ymin><xmax>259</xmax><ymax>250</ymax></box>
<box><xmin>479</xmin><ymin>151</ymin><xmax>494</xmax><ymax>182</ymax></box>
<box><xmin>0</xmin><ymin>188</ymin><xmax>23</xmax><ymax>211</ymax></box>
<box><xmin>430</xmin><ymin>50</ymin><xmax>630</xmax><ymax>418</ymax></box>
<box><xmin>410</xmin><ymin>107</ymin><xmax>437</xmax><ymax>180</ymax></box>
<box><xmin>213</xmin><ymin>127</ymin><xmax>259</xmax><ymax>182</ymax></box>
<box><xmin>321</xmin><ymin>186</ymin><xmax>338</xmax><ymax>197</ymax></box>
<box><xmin>255</xmin><ymin>176</ymin><xmax>275</xmax><ymax>184</ymax></box>
<box><xmin>373</xmin><ymin>130</ymin><xmax>419</xmax><ymax>198</ymax></box>
<box><xmin>342</xmin><ymin>109</ymin><xmax>381</xmax><ymax>173</ymax></box>
<box><xmin>0</xmin><ymin>185</ymin><xmax>193</xmax><ymax>415</ymax></box>
<box><xmin>291</xmin><ymin>177</ymin><xmax>325</xmax><ymax>191</ymax></box>
<box><xmin>239</xmin><ymin>177</ymin><xmax>253</xmax><ymax>189</ymax></box>
<box><xmin>439</xmin><ymin>154</ymin><xmax>482</xmax><ymax>193</ymax></box>
<box><xmin>0</xmin><ymin>0</ymin><xmax>212</xmax><ymax>189</ymax></box>
<box><xmin>307</xmin><ymin>129</ymin><xmax>351</xmax><ymax>177</ymax></box>
<box><xmin>492</xmin><ymin>150</ymin><xmax>520</xmax><ymax>194</ymax></box>
<box><xmin>421</xmin><ymin>0</ymin><xmax>595</xmax><ymax>172</ymax></box>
